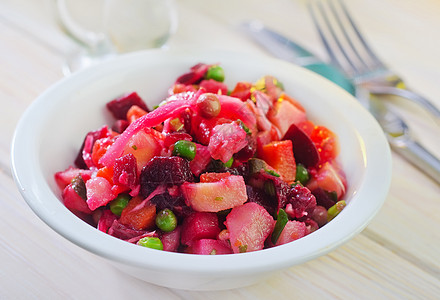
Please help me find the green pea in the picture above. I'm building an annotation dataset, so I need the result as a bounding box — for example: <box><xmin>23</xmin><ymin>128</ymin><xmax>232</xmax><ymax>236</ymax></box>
<box><xmin>205</xmin><ymin>65</ymin><xmax>225</xmax><ymax>82</ymax></box>
<box><xmin>271</xmin><ymin>209</ymin><xmax>289</xmax><ymax>244</ymax></box>
<box><xmin>224</xmin><ymin>157</ymin><xmax>234</xmax><ymax>168</ymax></box>
<box><xmin>155</xmin><ymin>209</ymin><xmax>177</xmax><ymax>232</ymax></box>
<box><xmin>173</xmin><ymin>140</ymin><xmax>196</xmax><ymax>160</ymax></box>
<box><xmin>327</xmin><ymin>200</ymin><xmax>346</xmax><ymax>222</ymax></box>
<box><xmin>295</xmin><ymin>163</ymin><xmax>310</xmax><ymax>185</ymax></box>
<box><xmin>137</xmin><ymin>237</ymin><xmax>164</xmax><ymax>250</ymax></box>
<box><xmin>109</xmin><ymin>194</ymin><xmax>131</xmax><ymax>216</ymax></box>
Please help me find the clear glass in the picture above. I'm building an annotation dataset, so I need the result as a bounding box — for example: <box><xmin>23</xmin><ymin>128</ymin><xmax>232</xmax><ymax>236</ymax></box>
<box><xmin>54</xmin><ymin>0</ymin><xmax>178</xmax><ymax>75</ymax></box>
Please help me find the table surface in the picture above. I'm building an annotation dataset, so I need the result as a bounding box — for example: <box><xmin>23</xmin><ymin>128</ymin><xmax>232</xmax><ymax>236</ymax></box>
<box><xmin>1</xmin><ymin>0</ymin><xmax>440</xmax><ymax>298</ymax></box>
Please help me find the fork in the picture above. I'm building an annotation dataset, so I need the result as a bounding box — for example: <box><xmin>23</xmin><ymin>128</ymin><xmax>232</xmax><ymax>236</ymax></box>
<box><xmin>307</xmin><ymin>0</ymin><xmax>440</xmax><ymax>121</ymax></box>
<box><xmin>308</xmin><ymin>0</ymin><xmax>440</xmax><ymax>184</ymax></box>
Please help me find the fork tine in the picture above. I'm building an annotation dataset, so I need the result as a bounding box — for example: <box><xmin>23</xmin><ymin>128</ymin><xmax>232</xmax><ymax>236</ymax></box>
<box><xmin>307</xmin><ymin>1</ymin><xmax>343</xmax><ymax>70</ymax></box>
<box><xmin>308</xmin><ymin>0</ymin><xmax>361</xmax><ymax>77</ymax></box>
<box><xmin>335</xmin><ymin>0</ymin><xmax>387</xmax><ymax>71</ymax></box>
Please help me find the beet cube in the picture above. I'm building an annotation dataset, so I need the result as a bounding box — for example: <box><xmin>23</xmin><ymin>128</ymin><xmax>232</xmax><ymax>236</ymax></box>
<box><xmin>140</xmin><ymin>156</ymin><xmax>194</xmax><ymax>197</ymax></box>
<box><xmin>180</xmin><ymin>212</ymin><xmax>220</xmax><ymax>246</ymax></box>
<box><xmin>106</xmin><ymin>92</ymin><xmax>149</xmax><ymax>120</ymax></box>
<box><xmin>283</xmin><ymin>123</ymin><xmax>320</xmax><ymax>167</ymax></box>
<box><xmin>113</xmin><ymin>153</ymin><xmax>137</xmax><ymax>189</ymax></box>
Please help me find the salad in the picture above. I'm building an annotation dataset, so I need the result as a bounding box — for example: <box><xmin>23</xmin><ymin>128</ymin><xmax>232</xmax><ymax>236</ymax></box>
<box><xmin>54</xmin><ymin>63</ymin><xmax>347</xmax><ymax>254</ymax></box>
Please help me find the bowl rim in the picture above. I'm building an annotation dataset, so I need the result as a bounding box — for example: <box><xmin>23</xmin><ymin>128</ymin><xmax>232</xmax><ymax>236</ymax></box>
<box><xmin>10</xmin><ymin>49</ymin><xmax>391</xmax><ymax>275</ymax></box>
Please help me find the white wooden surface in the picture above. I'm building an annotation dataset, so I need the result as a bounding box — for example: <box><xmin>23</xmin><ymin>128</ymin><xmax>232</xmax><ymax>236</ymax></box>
<box><xmin>1</xmin><ymin>0</ymin><xmax>439</xmax><ymax>298</ymax></box>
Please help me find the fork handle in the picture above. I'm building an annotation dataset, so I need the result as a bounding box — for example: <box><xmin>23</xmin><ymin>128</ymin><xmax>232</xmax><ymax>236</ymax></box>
<box><xmin>369</xmin><ymin>85</ymin><xmax>440</xmax><ymax>122</ymax></box>
<box><xmin>390</xmin><ymin>138</ymin><xmax>440</xmax><ymax>184</ymax></box>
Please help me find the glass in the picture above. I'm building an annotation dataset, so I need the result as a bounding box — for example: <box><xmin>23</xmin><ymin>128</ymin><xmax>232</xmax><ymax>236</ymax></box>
<box><xmin>54</xmin><ymin>0</ymin><xmax>178</xmax><ymax>75</ymax></box>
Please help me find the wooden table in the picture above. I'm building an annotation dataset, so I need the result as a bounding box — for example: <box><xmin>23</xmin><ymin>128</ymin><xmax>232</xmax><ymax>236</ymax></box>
<box><xmin>1</xmin><ymin>0</ymin><xmax>439</xmax><ymax>298</ymax></box>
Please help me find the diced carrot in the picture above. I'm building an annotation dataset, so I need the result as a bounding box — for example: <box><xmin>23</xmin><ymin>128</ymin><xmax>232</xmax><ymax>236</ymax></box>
<box><xmin>127</xmin><ymin>105</ymin><xmax>148</xmax><ymax>123</ymax></box>
<box><xmin>119</xmin><ymin>196</ymin><xmax>156</xmax><ymax>230</ymax></box>
<box><xmin>91</xmin><ymin>137</ymin><xmax>114</xmax><ymax>167</ymax></box>
<box><xmin>261</xmin><ymin>140</ymin><xmax>296</xmax><ymax>182</ymax></box>
<box><xmin>96</xmin><ymin>166</ymin><xmax>114</xmax><ymax>185</ymax></box>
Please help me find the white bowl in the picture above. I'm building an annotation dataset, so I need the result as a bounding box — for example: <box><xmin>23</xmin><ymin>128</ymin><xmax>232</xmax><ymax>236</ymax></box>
<box><xmin>11</xmin><ymin>49</ymin><xmax>391</xmax><ymax>290</ymax></box>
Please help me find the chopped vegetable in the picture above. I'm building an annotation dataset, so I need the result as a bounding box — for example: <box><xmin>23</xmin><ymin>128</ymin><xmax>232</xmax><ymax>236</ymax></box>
<box><xmin>271</xmin><ymin>209</ymin><xmax>289</xmax><ymax>244</ymax></box>
<box><xmin>54</xmin><ymin>62</ymin><xmax>347</xmax><ymax>255</ymax></box>
<box><xmin>173</xmin><ymin>140</ymin><xmax>197</xmax><ymax>161</ymax></box>
<box><xmin>137</xmin><ymin>237</ymin><xmax>164</xmax><ymax>250</ymax></box>
<box><xmin>155</xmin><ymin>209</ymin><xmax>177</xmax><ymax>232</ymax></box>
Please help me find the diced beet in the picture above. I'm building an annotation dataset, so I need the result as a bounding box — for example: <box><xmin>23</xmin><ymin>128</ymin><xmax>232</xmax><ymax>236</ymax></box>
<box><xmin>108</xmin><ymin>219</ymin><xmax>148</xmax><ymax>240</ymax></box>
<box><xmin>160</xmin><ymin>227</ymin><xmax>181</xmax><ymax>252</ymax></box>
<box><xmin>113</xmin><ymin>153</ymin><xmax>137</xmax><ymax>189</ymax></box>
<box><xmin>287</xmin><ymin>184</ymin><xmax>317</xmax><ymax>219</ymax></box>
<box><xmin>248</xmin><ymin>170</ymin><xmax>291</xmax><ymax>211</ymax></box>
<box><xmin>62</xmin><ymin>183</ymin><xmax>92</xmax><ymax>214</ymax></box>
<box><xmin>97</xmin><ymin>210</ymin><xmax>117</xmax><ymax>233</ymax></box>
<box><xmin>225</xmin><ymin>202</ymin><xmax>274</xmax><ymax>253</ymax></box>
<box><xmin>175</xmin><ymin>63</ymin><xmax>209</xmax><ymax>85</ymax></box>
<box><xmin>208</xmin><ymin>122</ymin><xmax>248</xmax><ymax>163</ymax></box>
<box><xmin>85</xmin><ymin>177</ymin><xmax>117</xmax><ymax>211</ymax></box>
<box><xmin>148</xmin><ymin>190</ymin><xmax>190</xmax><ymax>219</ymax></box>
<box><xmin>180</xmin><ymin>212</ymin><xmax>220</xmax><ymax>246</ymax></box>
<box><xmin>311</xmin><ymin>187</ymin><xmax>336</xmax><ymax>209</ymax></box>
<box><xmin>189</xmin><ymin>143</ymin><xmax>211</xmax><ymax>176</ymax></box>
<box><xmin>199</xmin><ymin>79</ymin><xmax>228</xmax><ymax>95</ymax></box>
<box><xmin>233</xmin><ymin>133</ymin><xmax>256</xmax><ymax>163</ymax></box>
<box><xmin>283</xmin><ymin>123</ymin><xmax>320</xmax><ymax>167</ymax></box>
<box><xmin>246</xmin><ymin>185</ymin><xmax>277</xmax><ymax>217</ymax></box>
<box><xmin>112</xmin><ymin>119</ymin><xmax>129</xmax><ymax>133</ymax></box>
<box><xmin>106</xmin><ymin>92</ymin><xmax>149</xmax><ymax>120</ymax></box>
<box><xmin>248</xmin><ymin>171</ymin><xmax>316</xmax><ymax>219</ymax></box>
<box><xmin>186</xmin><ymin>239</ymin><xmax>232</xmax><ymax>255</ymax></box>
<box><xmin>75</xmin><ymin>126</ymin><xmax>112</xmax><ymax>169</ymax></box>
<box><xmin>274</xmin><ymin>220</ymin><xmax>307</xmax><ymax>246</ymax></box>
<box><xmin>140</xmin><ymin>156</ymin><xmax>194</xmax><ymax>197</ymax></box>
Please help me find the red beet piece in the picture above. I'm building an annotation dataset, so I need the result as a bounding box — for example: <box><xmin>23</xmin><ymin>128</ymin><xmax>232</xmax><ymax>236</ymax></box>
<box><xmin>74</xmin><ymin>125</ymin><xmax>112</xmax><ymax>169</ymax></box>
<box><xmin>107</xmin><ymin>219</ymin><xmax>148</xmax><ymax>240</ymax></box>
<box><xmin>112</xmin><ymin>119</ymin><xmax>129</xmax><ymax>133</ymax></box>
<box><xmin>113</xmin><ymin>153</ymin><xmax>137</xmax><ymax>189</ymax></box>
<box><xmin>283</xmin><ymin>123</ymin><xmax>320</xmax><ymax>167</ymax></box>
<box><xmin>199</xmin><ymin>79</ymin><xmax>228</xmax><ymax>95</ymax></box>
<box><xmin>288</xmin><ymin>184</ymin><xmax>317</xmax><ymax>219</ymax></box>
<box><xmin>139</xmin><ymin>156</ymin><xmax>194</xmax><ymax>197</ymax></box>
<box><xmin>180</xmin><ymin>212</ymin><xmax>220</xmax><ymax>246</ymax></box>
<box><xmin>106</xmin><ymin>92</ymin><xmax>149</xmax><ymax>120</ymax></box>
<box><xmin>160</xmin><ymin>227</ymin><xmax>181</xmax><ymax>252</ymax></box>
<box><xmin>186</xmin><ymin>239</ymin><xmax>232</xmax><ymax>255</ymax></box>
<box><xmin>175</xmin><ymin>63</ymin><xmax>209</xmax><ymax>85</ymax></box>
<box><xmin>311</xmin><ymin>187</ymin><xmax>337</xmax><ymax>209</ymax></box>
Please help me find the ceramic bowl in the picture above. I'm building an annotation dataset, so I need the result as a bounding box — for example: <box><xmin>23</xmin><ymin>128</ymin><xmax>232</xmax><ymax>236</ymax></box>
<box><xmin>11</xmin><ymin>49</ymin><xmax>391</xmax><ymax>290</ymax></box>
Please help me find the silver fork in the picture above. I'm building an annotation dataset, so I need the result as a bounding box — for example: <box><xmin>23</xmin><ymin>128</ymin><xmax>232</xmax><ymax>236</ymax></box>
<box><xmin>308</xmin><ymin>0</ymin><xmax>440</xmax><ymax>184</ymax></box>
<box><xmin>307</xmin><ymin>0</ymin><xmax>440</xmax><ymax>121</ymax></box>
